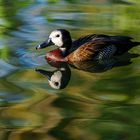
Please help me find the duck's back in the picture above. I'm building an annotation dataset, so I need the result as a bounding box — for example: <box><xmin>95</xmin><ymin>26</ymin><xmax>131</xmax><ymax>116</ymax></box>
<box><xmin>67</xmin><ymin>34</ymin><xmax>139</xmax><ymax>62</ymax></box>
<box><xmin>71</xmin><ymin>34</ymin><xmax>108</xmax><ymax>52</ymax></box>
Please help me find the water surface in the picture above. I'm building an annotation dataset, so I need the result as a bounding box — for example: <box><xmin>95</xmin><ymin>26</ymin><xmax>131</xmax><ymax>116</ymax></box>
<box><xmin>0</xmin><ymin>0</ymin><xmax>140</xmax><ymax>140</ymax></box>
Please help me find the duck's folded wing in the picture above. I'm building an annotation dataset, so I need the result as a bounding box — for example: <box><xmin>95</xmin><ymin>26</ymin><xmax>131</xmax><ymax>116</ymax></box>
<box><xmin>67</xmin><ymin>40</ymin><xmax>111</xmax><ymax>62</ymax></box>
<box><xmin>70</xmin><ymin>34</ymin><xmax>138</xmax><ymax>62</ymax></box>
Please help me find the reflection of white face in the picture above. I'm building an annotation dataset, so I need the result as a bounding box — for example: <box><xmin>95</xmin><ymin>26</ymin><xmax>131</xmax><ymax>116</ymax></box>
<box><xmin>48</xmin><ymin>71</ymin><xmax>62</xmax><ymax>89</ymax></box>
<box><xmin>49</xmin><ymin>30</ymin><xmax>63</xmax><ymax>47</ymax></box>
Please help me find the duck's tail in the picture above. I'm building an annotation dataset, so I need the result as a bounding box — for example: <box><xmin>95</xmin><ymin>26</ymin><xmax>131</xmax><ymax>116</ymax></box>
<box><xmin>132</xmin><ymin>41</ymin><xmax>140</xmax><ymax>47</ymax></box>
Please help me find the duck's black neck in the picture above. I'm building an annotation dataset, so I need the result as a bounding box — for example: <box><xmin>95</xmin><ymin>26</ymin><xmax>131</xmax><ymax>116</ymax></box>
<box><xmin>60</xmin><ymin>46</ymin><xmax>71</xmax><ymax>57</ymax></box>
<box><xmin>60</xmin><ymin>39</ymin><xmax>72</xmax><ymax>57</ymax></box>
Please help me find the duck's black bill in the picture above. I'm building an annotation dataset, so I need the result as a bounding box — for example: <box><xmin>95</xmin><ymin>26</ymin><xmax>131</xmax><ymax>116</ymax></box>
<box><xmin>35</xmin><ymin>69</ymin><xmax>53</xmax><ymax>80</ymax></box>
<box><xmin>36</xmin><ymin>39</ymin><xmax>53</xmax><ymax>50</ymax></box>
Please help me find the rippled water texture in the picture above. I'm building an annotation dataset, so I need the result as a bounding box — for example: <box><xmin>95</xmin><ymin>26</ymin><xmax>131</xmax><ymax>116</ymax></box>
<box><xmin>0</xmin><ymin>0</ymin><xmax>140</xmax><ymax>140</ymax></box>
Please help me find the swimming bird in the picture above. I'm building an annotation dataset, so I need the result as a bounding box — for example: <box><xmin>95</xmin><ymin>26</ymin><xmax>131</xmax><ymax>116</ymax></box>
<box><xmin>36</xmin><ymin>29</ymin><xmax>140</xmax><ymax>63</ymax></box>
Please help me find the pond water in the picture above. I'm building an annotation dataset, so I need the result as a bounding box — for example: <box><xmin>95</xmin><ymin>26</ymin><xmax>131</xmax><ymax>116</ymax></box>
<box><xmin>0</xmin><ymin>0</ymin><xmax>140</xmax><ymax>140</ymax></box>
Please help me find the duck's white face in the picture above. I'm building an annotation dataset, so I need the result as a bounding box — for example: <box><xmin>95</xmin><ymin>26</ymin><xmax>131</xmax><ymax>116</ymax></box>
<box><xmin>36</xmin><ymin>29</ymin><xmax>71</xmax><ymax>53</ymax></box>
<box><xmin>49</xmin><ymin>30</ymin><xmax>63</xmax><ymax>47</ymax></box>
<box><xmin>48</xmin><ymin>70</ymin><xmax>62</xmax><ymax>89</ymax></box>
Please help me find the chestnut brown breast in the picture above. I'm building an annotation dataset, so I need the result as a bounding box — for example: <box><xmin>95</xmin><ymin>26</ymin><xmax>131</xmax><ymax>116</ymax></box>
<box><xmin>46</xmin><ymin>49</ymin><xmax>65</xmax><ymax>62</ymax></box>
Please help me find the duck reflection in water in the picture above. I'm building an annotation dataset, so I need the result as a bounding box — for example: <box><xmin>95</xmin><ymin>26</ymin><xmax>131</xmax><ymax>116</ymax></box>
<box><xmin>36</xmin><ymin>62</ymin><xmax>71</xmax><ymax>89</ymax></box>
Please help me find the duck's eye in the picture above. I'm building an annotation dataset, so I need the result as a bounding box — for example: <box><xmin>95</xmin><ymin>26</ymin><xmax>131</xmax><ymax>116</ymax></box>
<box><xmin>56</xmin><ymin>34</ymin><xmax>60</xmax><ymax>37</ymax></box>
<box><xmin>54</xmin><ymin>82</ymin><xmax>59</xmax><ymax>86</ymax></box>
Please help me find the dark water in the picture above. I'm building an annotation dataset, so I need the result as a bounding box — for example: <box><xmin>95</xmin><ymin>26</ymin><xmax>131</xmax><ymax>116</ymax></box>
<box><xmin>0</xmin><ymin>0</ymin><xmax>140</xmax><ymax>140</ymax></box>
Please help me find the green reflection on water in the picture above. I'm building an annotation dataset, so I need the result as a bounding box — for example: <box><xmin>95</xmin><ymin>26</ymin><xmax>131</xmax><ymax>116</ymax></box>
<box><xmin>0</xmin><ymin>0</ymin><xmax>140</xmax><ymax>140</ymax></box>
